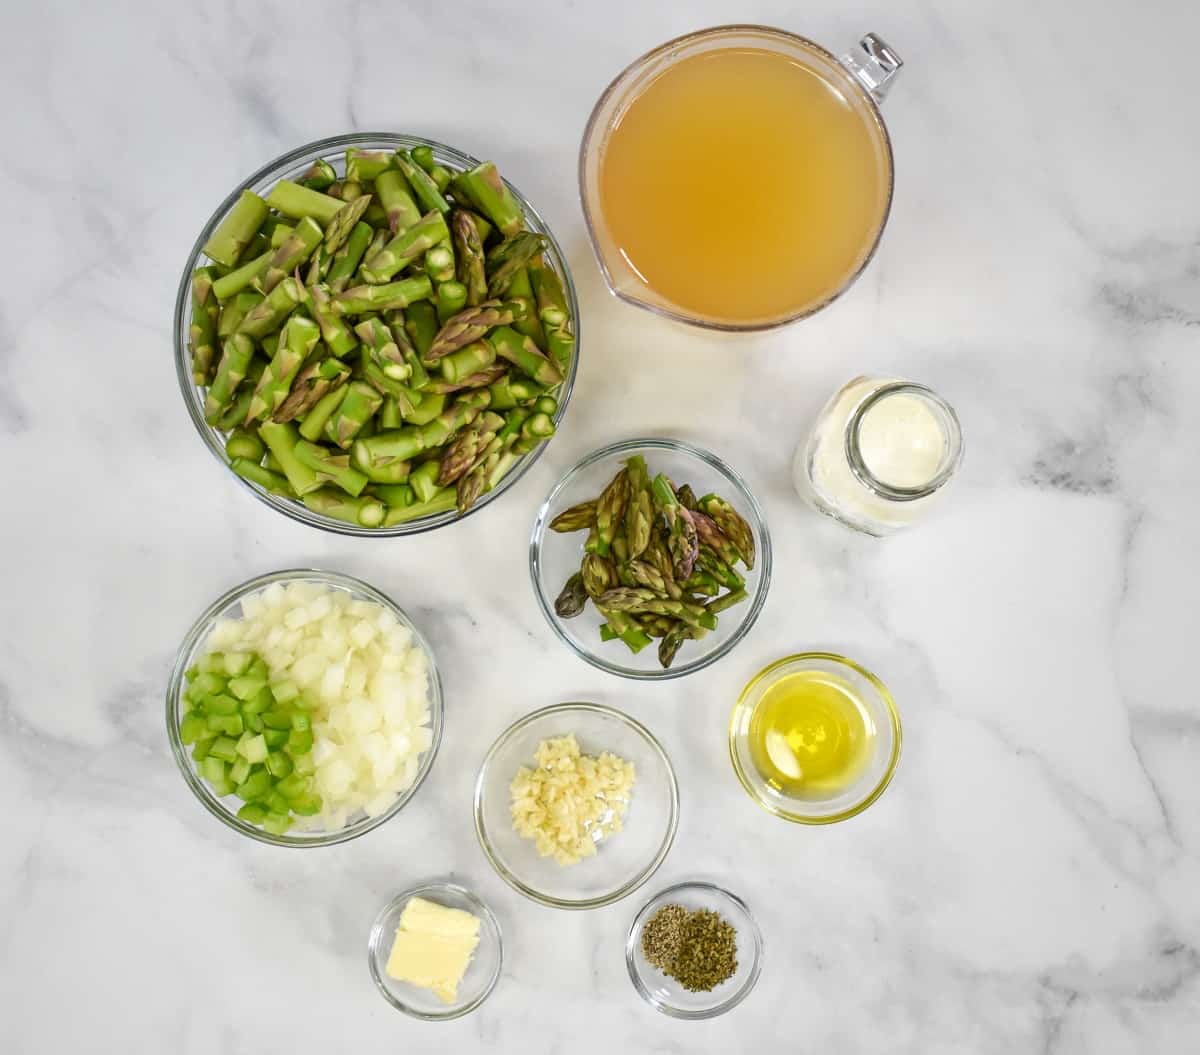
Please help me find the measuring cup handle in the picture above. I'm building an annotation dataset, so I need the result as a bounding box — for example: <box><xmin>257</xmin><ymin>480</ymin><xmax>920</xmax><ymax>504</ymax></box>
<box><xmin>841</xmin><ymin>33</ymin><xmax>903</xmax><ymax>103</ymax></box>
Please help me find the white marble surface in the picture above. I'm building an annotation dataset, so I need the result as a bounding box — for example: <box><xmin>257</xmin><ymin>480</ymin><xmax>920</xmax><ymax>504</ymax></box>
<box><xmin>3</xmin><ymin>0</ymin><xmax>1199</xmax><ymax>1051</ymax></box>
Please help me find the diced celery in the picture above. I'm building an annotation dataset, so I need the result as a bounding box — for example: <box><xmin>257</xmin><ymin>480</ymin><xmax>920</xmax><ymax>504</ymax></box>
<box><xmin>291</xmin><ymin>792</ymin><xmax>322</xmax><ymax>816</ymax></box>
<box><xmin>286</xmin><ymin>728</ymin><xmax>314</xmax><ymax>755</ymax></box>
<box><xmin>242</xmin><ymin>686</ymin><xmax>274</xmax><ymax>715</ymax></box>
<box><xmin>292</xmin><ymin>751</ymin><xmax>316</xmax><ymax>776</ymax></box>
<box><xmin>223</xmin><ymin>652</ymin><xmax>252</xmax><ymax>676</ymax></box>
<box><xmin>184</xmin><ymin>664</ymin><xmax>199</xmax><ymax>681</ymax></box>
<box><xmin>247</xmin><ymin>656</ymin><xmax>269</xmax><ymax>680</ymax></box>
<box><xmin>206</xmin><ymin>713</ymin><xmax>243</xmax><ymax>736</ymax></box>
<box><xmin>229</xmin><ymin>756</ymin><xmax>252</xmax><ymax>786</ymax></box>
<box><xmin>197</xmin><ymin>652</ymin><xmax>226</xmax><ymax>675</ymax></box>
<box><xmin>275</xmin><ymin>773</ymin><xmax>310</xmax><ymax>800</ymax></box>
<box><xmin>228</xmin><ymin>674</ymin><xmax>268</xmax><ymax>701</ymax></box>
<box><xmin>262</xmin><ymin>708</ymin><xmax>294</xmax><ymax>730</ymax></box>
<box><xmin>265</xmin><ymin>751</ymin><xmax>293</xmax><ymax>779</ymax></box>
<box><xmin>237</xmin><ymin>802</ymin><xmax>269</xmax><ymax>825</ymax></box>
<box><xmin>263</xmin><ymin>812</ymin><xmax>293</xmax><ymax>836</ymax></box>
<box><xmin>186</xmin><ymin>672</ymin><xmax>227</xmax><ymax>700</ymax></box>
<box><xmin>263</xmin><ymin>728</ymin><xmax>289</xmax><ymax>749</ymax></box>
<box><xmin>179</xmin><ymin>711</ymin><xmax>207</xmax><ymax>744</ymax></box>
<box><xmin>238</xmin><ymin>734</ymin><xmax>269</xmax><ymax>763</ymax></box>
<box><xmin>270</xmin><ymin>679</ymin><xmax>299</xmax><ymax>704</ymax></box>
<box><xmin>236</xmin><ymin>770</ymin><xmax>272</xmax><ymax>802</ymax></box>
<box><xmin>267</xmin><ymin>790</ymin><xmax>290</xmax><ymax>814</ymax></box>
<box><xmin>191</xmin><ymin>737</ymin><xmax>216</xmax><ymax>762</ymax></box>
<box><xmin>205</xmin><ymin>694</ymin><xmax>240</xmax><ymax>716</ymax></box>
<box><xmin>245</xmin><ymin>713</ymin><xmax>264</xmax><ymax>733</ymax></box>
<box><xmin>209</xmin><ymin>736</ymin><xmax>240</xmax><ymax>762</ymax></box>
<box><xmin>200</xmin><ymin>756</ymin><xmax>228</xmax><ymax>785</ymax></box>
<box><xmin>210</xmin><ymin>778</ymin><xmax>236</xmax><ymax>797</ymax></box>
<box><xmin>290</xmin><ymin>711</ymin><xmax>311</xmax><ymax>732</ymax></box>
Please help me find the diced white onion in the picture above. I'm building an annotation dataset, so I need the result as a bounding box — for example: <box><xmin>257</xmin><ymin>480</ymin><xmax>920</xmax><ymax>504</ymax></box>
<box><xmin>203</xmin><ymin>584</ymin><xmax>433</xmax><ymax>828</ymax></box>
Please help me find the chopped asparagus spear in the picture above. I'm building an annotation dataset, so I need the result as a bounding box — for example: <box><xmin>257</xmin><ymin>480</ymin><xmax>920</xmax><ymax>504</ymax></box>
<box><xmin>204</xmin><ymin>334</ymin><xmax>255</xmax><ymax>424</ymax></box>
<box><xmin>231</xmin><ymin>457</ymin><xmax>293</xmax><ymax>496</ymax></box>
<box><xmin>487</xmin><ymin>326</ymin><xmax>563</xmax><ymax>386</ymax></box>
<box><xmin>266</xmin><ymin>179</ymin><xmax>344</xmax><ymax>223</ymax></box>
<box><xmin>212</xmin><ymin>249</ymin><xmax>272</xmax><ymax>302</ymax></box>
<box><xmin>393</xmin><ymin>150</ymin><xmax>449</xmax><ymax>214</ymax></box>
<box><xmin>299</xmin><ymin>158</ymin><xmax>336</xmax><ymax>190</ymax></box>
<box><xmin>301</xmin><ymin>488</ymin><xmax>386</xmax><ymax>527</ymax></box>
<box><xmin>298</xmin><ymin>385</ymin><xmax>347</xmax><ymax>441</ymax></box>
<box><xmin>359</xmin><ymin>211</ymin><xmax>449</xmax><ymax>284</ymax></box>
<box><xmin>326</xmin><ymin>221</ymin><xmax>373</xmax><ymax>292</ymax></box>
<box><xmin>294</xmin><ymin>438</ymin><xmax>369</xmax><ymax>497</ymax></box>
<box><xmin>323</xmin><ymin>194</ymin><xmax>372</xmax><ymax>254</ymax></box>
<box><xmin>262</xmin><ymin>216</ymin><xmax>323</xmax><ymax>293</ymax></box>
<box><xmin>436</xmin><ymin>280</ymin><xmax>468</xmax><ymax>323</ymax></box>
<box><xmin>344</xmin><ymin>148</ymin><xmax>392</xmax><ymax>182</ymax></box>
<box><xmin>450</xmin><ymin>161</ymin><xmax>523</xmax><ymax>237</ymax></box>
<box><xmin>374</xmin><ymin>169</ymin><xmax>421</xmax><ymax>234</ymax></box>
<box><xmin>486</xmin><ymin>232</ymin><xmax>549</xmax><ymax>298</ymax></box>
<box><xmin>189</xmin><ymin>267</ymin><xmax>221</xmax><ymax>384</ymax></box>
<box><xmin>332</xmin><ymin>275</ymin><xmax>432</xmax><ymax>314</ymax></box>
<box><xmin>203</xmin><ymin>190</ymin><xmax>269</xmax><ymax>269</ymax></box>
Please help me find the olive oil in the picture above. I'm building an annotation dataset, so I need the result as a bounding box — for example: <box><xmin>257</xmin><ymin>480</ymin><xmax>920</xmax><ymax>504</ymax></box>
<box><xmin>597</xmin><ymin>45</ymin><xmax>890</xmax><ymax>325</ymax></box>
<box><xmin>748</xmin><ymin>669</ymin><xmax>875</xmax><ymax>798</ymax></box>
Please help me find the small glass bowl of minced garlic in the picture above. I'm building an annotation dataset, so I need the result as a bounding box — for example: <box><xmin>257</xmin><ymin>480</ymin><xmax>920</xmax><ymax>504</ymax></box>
<box><xmin>367</xmin><ymin>881</ymin><xmax>503</xmax><ymax>1020</ymax></box>
<box><xmin>625</xmin><ymin>881</ymin><xmax>763</xmax><ymax>1019</ymax></box>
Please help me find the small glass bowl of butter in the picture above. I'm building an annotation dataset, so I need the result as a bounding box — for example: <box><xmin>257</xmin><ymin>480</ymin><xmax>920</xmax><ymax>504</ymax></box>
<box><xmin>367</xmin><ymin>881</ymin><xmax>503</xmax><ymax>1020</ymax></box>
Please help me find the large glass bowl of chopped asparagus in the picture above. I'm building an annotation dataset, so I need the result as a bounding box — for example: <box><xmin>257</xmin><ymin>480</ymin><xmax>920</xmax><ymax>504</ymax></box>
<box><xmin>175</xmin><ymin>133</ymin><xmax>579</xmax><ymax>535</ymax></box>
<box><xmin>530</xmin><ymin>438</ymin><xmax>772</xmax><ymax>679</ymax></box>
<box><xmin>166</xmin><ymin>568</ymin><xmax>444</xmax><ymax>846</ymax></box>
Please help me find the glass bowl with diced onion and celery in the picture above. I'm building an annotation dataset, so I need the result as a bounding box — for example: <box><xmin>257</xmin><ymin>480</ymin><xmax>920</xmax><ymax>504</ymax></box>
<box><xmin>530</xmin><ymin>438</ymin><xmax>772</xmax><ymax>680</ymax></box>
<box><xmin>473</xmin><ymin>702</ymin><xmax>679</xmax><ymax>909</ymax></box>
<box><xmin>174</xmin><ymin>133</ymin><xmax>579</xmax><ymax>536</ymax></box>
<box><xmin>166</xmin><ymin>568</ymin><xmax>443</xmax><ymax>846</ymax></box>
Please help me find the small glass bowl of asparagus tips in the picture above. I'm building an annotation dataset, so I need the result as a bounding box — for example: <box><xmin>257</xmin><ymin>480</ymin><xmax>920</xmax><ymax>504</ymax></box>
<box><xmin>175</xmin><ymin>133</ymin><xmax>579</xmax><ymax>536</ymax></box>
<box><xmin>530</xmin><ymin>439</ymin><xmax>772</xmax><ymax>679</ymax></box>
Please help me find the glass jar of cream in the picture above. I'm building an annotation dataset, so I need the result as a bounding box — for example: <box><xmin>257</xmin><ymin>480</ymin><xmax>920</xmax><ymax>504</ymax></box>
<box><xmin>792</xmin><ymin>376</ymin><xmax>963</xmax><ymax>536</ymax></box>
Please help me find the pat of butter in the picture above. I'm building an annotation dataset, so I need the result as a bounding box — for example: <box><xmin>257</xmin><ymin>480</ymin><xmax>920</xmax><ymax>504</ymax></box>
<box><xmin>386</xmin><ymin>896</ymin><xmax>481</xmax><ymax>1005</ymax></box>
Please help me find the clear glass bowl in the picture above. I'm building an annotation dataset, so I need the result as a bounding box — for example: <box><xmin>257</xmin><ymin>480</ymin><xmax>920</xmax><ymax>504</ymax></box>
<box><xmin>367</xmin><ymin>880</ymin><xmax>502</xmax><ymax>1020</ymax></box>
<box><xmin>529</xmin><ymin>438</ymin><xmax>772</xmax><ymax>680</ymax></box>
<box><xmin>174</xmin><ymin>132</ymin><xmax>580</xmax><ymax>536</ymax></box>
<box><xmin>166</xmin><ymin>568</ymin><xmax>443</xmax><ymax>846</ymax></box>
<box><xmin>728</xmin><ymin>652</ymin><xmax>901</xmax><ymax>824</ymax></box>
<box><xmin>473</xmin><ymin>702</ymin><xmax>679</xmax><ymax>909</ymax></box>
<box><xmin>626</xmin><ymin>881</ymin><xmax>764</xmax><ymax>1019</ymax></box>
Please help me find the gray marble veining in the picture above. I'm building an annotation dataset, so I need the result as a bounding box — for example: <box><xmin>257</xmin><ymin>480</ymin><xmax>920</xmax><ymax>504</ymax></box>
<box><xmin>1</xmin><ymin>0</ymin><xmax>1198</xmax><ymax>1051</ymax></box>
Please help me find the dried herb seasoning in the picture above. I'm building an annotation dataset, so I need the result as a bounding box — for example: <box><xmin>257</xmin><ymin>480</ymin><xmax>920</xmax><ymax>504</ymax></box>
<box><xmin>641</xmin><ymin>903</ymin><xmax>689</xmax><ymax>969</ymax></box>
<box><xmin>639</xmin><ymin>903</ymin><xmax>738</xmax><ymax>992</ymax></box>
<box><xmin>671</xmin><ymin>908</ymin><xmax>738</xmax><ymax>992</ymax></box>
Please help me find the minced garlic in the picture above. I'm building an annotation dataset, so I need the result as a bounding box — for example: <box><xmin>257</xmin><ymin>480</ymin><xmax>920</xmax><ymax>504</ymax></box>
<box><xmin>509</xmin><ymin>734</ymin><xmax>636</xmax><ymax>866</ymax></box>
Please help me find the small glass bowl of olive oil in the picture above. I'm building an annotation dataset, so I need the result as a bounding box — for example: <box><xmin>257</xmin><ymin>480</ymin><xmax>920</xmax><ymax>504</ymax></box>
<box><xmin>729</xmin><ymin>653</ymin><xmax>901</xmax><ymax>823</ymax></box>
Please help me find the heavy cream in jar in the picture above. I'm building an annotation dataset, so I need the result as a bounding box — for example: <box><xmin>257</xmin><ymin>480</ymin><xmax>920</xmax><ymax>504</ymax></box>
<box><xmin>793</xmin><ymin>376</ymin><xmax>962</xmax><ymax>535</ymax></box>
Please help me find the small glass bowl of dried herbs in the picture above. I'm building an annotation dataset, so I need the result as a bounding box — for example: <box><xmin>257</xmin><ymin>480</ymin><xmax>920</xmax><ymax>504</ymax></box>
<box><xmin>625</xmin><ymin>880</ymin><xmax>763</xmax><ymax>1019</ymax></box>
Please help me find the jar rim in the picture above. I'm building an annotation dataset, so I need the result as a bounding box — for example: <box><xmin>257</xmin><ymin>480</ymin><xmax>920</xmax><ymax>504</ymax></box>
<box><xmin>844</xmin><ymin>382</ymin><xmax>963</xmax><ymax>501</ymax></box>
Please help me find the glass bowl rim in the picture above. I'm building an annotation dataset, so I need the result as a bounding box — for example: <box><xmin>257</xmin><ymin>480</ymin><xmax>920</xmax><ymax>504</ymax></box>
<box><xmin>624</xmin><ymin>879</ymin><xmax>765</xmax><ymax>1019</ymax></box>
<box><xmin>529</xmin><ymin>436</ymin><xmax>772</xmax><ymax>681</ymax></box>
<box><xmin>173</xmin><ymin>131</ymin><xmax>580</xmax><ymax>536</ymax></box>
<box><xmin>472</xmin><ymin>701</ymin><xmax>680</xmax><ymax>909</ymax></box>
<box><xmin>577</xmin><ymin>23</ymin><xmax>895</xmax><ymax>332</ymax></box>
<box><xmin>727</xmin><ymin>651</ymin><xmax>902</xmax><ymax>824</ymax></box>
<box><xmin>165</xmin><ymin>567</ymin><xmax>444</xmax><ymax>847</ymax></box>
<box><xmin>366</xmin><ymin>879</ymin><xmax>503</xmax><ymax>1021</ymax></box>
